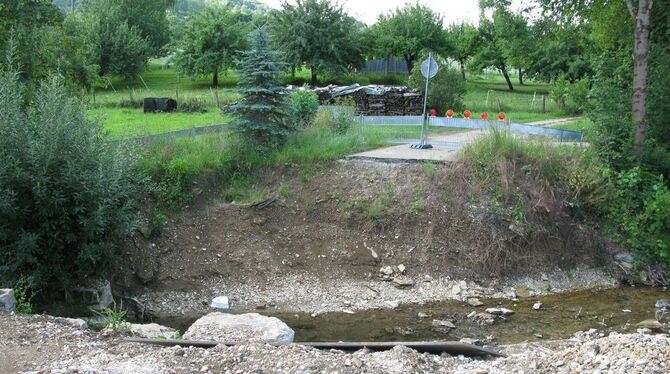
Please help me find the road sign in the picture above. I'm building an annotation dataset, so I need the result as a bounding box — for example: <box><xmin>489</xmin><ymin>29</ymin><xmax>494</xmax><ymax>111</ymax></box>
<box><xmin>420</xmin><ymin>56</ymin><xmax>439</xmax><ymax>79</ymax></box>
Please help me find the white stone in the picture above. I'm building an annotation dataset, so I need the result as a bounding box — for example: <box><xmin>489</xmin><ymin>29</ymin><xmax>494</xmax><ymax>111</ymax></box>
<box><xmin>397</xmin><ymin>264</ymin><xmax>406</xmax><ymax>273</ymax></box>
<box><xmin>211</xmin><ymin>296</ymin><xmax>230</xmax><ymax>309</ymax></box>
<box><xmin>183</xmin><ymin>312</ymin><xmax>294</xmax><ymax>345</ymax></box>
<box><xmin>432</xmin><ymin>319</ymin><xmax>456</xmax><ymax>329</ymax></box>
<box><xmin>55</xmin><ymin>317</ymin><xmax>88</xmax><ymax>329</ymax></box>
<box><xmin>129</xmin><ymin>323</ymin><xmax>177</xmax><ymax>339</ymax></box>
<box><xmin>533</xmin><ymin>302</ymin><xmax>543</xmax><ymax>310</ymax></box>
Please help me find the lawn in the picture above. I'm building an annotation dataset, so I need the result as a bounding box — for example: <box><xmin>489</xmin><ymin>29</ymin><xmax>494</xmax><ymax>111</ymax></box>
<box><xmin>550</xmin><ymin>118</ymin><xmax>594</xmax><ymax>132</ymax></box>
<box><xmin>90</xmin><ymin>108</ymin><xmax>229</xmax><ymax>140</ymax></box>
<box><xmin>92</xmin><ymin>62</ymin><xmax>572</xmax><ymax>139</ymax></box>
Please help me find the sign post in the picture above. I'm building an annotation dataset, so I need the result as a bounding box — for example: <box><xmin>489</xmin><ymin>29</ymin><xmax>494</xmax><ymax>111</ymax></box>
<box><xmin>411</xmin><ymin>52</ymin><xmax>439</xmax><ymax>149</ymax></box>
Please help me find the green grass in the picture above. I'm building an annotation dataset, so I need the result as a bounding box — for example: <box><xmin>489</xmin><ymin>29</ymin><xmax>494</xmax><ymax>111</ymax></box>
<box><xmin>91</xmin><ymin>108</ymin><xmax>229</xmax><ymax>139</ymax></box>
<box><xmin>139</xmin><ymin>125</ymin><xmax>389</xmax><ymax>207</ymax></box>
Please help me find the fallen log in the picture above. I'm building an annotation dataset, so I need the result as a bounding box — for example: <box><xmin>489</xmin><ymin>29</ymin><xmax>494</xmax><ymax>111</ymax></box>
<box><xmin>124</xmin><ymin>338</ymin><xmax>506</xmax><ymax>357</ymax></box>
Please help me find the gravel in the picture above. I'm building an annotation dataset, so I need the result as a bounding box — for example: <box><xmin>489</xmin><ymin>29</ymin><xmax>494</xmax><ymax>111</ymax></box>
<box><xmin>3</xmin><ymin>314</ymin><xmax>669</xmax><ymax>373</ymax></box>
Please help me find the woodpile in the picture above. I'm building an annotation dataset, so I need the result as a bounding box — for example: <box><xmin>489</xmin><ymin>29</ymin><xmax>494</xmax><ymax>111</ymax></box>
<box><xmin>311</xmin><ymin>84</ymin><xmax>423</xmax><ymax>116</ymax></box>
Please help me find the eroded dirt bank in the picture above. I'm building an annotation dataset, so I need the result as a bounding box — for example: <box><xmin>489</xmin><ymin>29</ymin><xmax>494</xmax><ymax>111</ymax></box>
<box><xmin>1</xmin><ymin>314</ymin><xmax>669</xmax><ymax>373</ymax></box>
<box><xmin>115</xmin><ymin>159</ymin><xmax>621</xmax><ymax>318</ymax></box>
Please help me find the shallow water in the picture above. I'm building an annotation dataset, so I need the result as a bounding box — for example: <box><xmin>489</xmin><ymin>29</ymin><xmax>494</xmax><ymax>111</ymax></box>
<box><xmin>155</xmin><ymin>287</ymin><xmax>669</xmax><ymax>344</ymax></box>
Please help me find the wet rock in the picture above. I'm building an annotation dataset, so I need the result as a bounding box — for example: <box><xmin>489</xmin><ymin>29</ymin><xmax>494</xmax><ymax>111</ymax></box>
<box><xmin>0</xmin><ymin>289</ymin><xmax>16</xmax><ymax>314</ymax></box>
<box><xmin>656</xmin><ymin>299</ymin><xmax>670</xmax><ymax>310</ymax></box>
<box><xmin>392</xmin><ymin>276</ymin><xmax>414</xmax><ymax>288</ymax></box>
<box><xmin>184</xmin><ymin>312</ymin><xmax>294</xmax><ymax>345</ymax></box>
<box><xmin>129</xmin><ymin>323</ymin><xmax>177</xmax><ymax>339</ymax></box>
<box><xmin>486</xmin><ymin>307</ymin><xmax>514</xmax><ymax>316</ymax></box>
<box><xmin>637</xmin><ymin>319</ymin><xmax>663</xmax><ymax>330</ymax></box>
<box><xmin>432</xmin><ymin>319</ymin><xmax>456</xmax><ymax>329</ymax></box>
<box><xmin>473</xmin><ymin>313</ymin><xmax>496</xmax><ymax>326</ymax></box>
<box><xmin>533</xmin><ymin>302</ymin><xmax>543</xmax><ymax>310</ymax></box>
<box><xmin>514</xmin><ymin>286</ymin><xmax>531</xmax><ymax>298</ymax></box>
<box><xmin>467</xmin><ymin>298</ymin><xmax>484</xmax><ymax>307</ymax></box>
<box><xmin>72</xmin><ymin>279</ymin><xmax>114</xmax><ymax>310</ymax></box>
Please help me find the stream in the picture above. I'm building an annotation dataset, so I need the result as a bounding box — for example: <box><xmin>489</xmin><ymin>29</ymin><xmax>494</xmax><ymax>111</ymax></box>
<box><xmin>153</xmin><ymin>287</ymin><xmax>669</xmax><ymax>344</ymax></box>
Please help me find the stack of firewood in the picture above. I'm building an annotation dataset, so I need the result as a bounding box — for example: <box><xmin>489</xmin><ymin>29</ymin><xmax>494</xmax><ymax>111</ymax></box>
<box><xmin>307</xmin><ymin>85</ymin><xmax>423</xmax><ymax>116</ymax></box>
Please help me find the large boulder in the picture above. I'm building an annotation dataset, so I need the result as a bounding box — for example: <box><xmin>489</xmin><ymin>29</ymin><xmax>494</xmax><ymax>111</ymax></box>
<box><xmin>0</xmin><ymin>289</ymin><xmax>16</xmax><ymax>313</ymax></box>
<box><xmin>129</xmin><ymin>323</ymin><xmax>178</xmax><ymax>339</ymax></box>
<box><xmin>183</xmin><ymin>312</ymin><xmax>294</xmax><ymax>345</ymax></box>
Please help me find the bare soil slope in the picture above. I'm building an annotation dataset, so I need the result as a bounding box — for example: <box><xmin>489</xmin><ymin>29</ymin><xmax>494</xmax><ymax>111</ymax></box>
<box><xmin>114</xmin><ymin>159</ymin><xmax>617</xmax><ymax>316</ymax></box>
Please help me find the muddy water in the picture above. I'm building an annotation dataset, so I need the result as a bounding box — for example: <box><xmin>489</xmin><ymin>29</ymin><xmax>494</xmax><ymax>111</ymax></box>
<box><xmin>157</xmin><ymin>287</ymin><xmax>669</xmax><ymax>344</ymax></box>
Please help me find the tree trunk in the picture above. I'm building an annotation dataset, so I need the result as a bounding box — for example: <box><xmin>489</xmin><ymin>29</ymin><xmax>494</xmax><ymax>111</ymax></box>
<box><xmin>405</xmin><ymin>55</ymin><xmax>414</xmax><ymax>75</ymax></box>
<box><xmin>212</xmin><ymin>68</ymin><xmax>218</xmax><ymax>87</ymax></box>
<box><xmin>628</xmin><ymin>0</ymin><xmax>653</xmax><ymax>156</ymax></box>
<box><xmin>518</xmin><ymin>68</ymin><xmax>524</xmax><ymax>85</ymax></box>
<box><xmin>310</xmin><ymin>68</ymin><xmax>318</xmax><ymax>85</ymax></box>
<box><xmin>460</xmin><ymin>59</ymin><xmax>466</xmax><ymax>81</ymax></box>
<box><xmin>500</xmin><ymin>65</ymin><xmax>514</xmax><ymax>91</ymax></box>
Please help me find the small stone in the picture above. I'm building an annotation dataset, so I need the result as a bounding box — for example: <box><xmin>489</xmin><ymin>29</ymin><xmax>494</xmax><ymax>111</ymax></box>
<box><xmin>533</xmin><ymin>302</ymin><xmax>543</xmax><ymax>310</ymax></box>
<box><xmin>397</xmin><ymin>264</ymin><xmax>406</xmax><ymax>273</ymax></box>
<box><xmin>380</xmin><ymin>266</ymin><xmax>394</xmax><ymax>276</ymax></box>
<box><xmin>459</xmin><ymin>338</ymin><xmax>481</xmax><ymax>345</ymax></box>
<box><xmin>255</xmin><ymin>303</ymin><xmax>267</xmax><ymax>310</ymax></box>
<box><xmin>432</xmin><ymin>319</ymin><xmax>456</xmax><ymax>329</ymax></box>
<box><xmin>534</xmin><ymin>334</ymin><xmax>543</xmax><ymax>339</ymax></box>
<box><xmin>451</xmin><ymin>285</ymin><xmax>462</xmax><ymax>294</ymax></box>
<box><xmin>622</xmin><ymin>309</ymin><xmax>632</xmax><ymax>313</ymax></box>
<box><xmin>553</xmin><ymin>360</ymin><xmax>565</xmax><ymax>368</ymax></box>
<box><xmin>656</xmin><ymin>299</ymin><xmax>670</xmax><ymax>310</ymax></box>
<box><xmin>466</xmin><ymin>298</ymin><xmax>484</xmax><ymax>307</ymax></box>
<box><xmin>211</xmin><ymin>296</ymin><xmax>230</xmax><ymax>309</ymax></box>
<box><xmin>418</xmin><ymin>312</ymin><xmax>429</xmax><ymax>318</ymax></box>
<box><xmin>485</xmin><ymin>307</ymin><xmax>514</xmax><ymax>316</ymax></box>
<box><xmin>392</xmin><ymin>276</ymin><xmax>414</xmax><ymax>288</ymax></box>
<box><xmin>467</xmin><ymin>311</ymin><xmax>477</xmax><ymax>319</ymax></box>
<box><xmin>385</xmin><ymin>300</ymin><xmax>400</xmax><ymax>309</ymax></box>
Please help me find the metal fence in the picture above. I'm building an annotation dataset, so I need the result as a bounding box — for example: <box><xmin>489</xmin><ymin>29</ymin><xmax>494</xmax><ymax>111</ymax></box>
<box><xmin>364</xmin><ymin>57</ymin><xmax>408</xmax><ymax>74</ymax></box>
<box><xmin>360</xmin><ymin>116</ymin><xmax>584</xmax><ymax>142</ymax></box>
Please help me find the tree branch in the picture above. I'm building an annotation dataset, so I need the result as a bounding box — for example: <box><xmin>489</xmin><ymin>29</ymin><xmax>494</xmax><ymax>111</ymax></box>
<box><xmin>626</xmin><ymin>0</ymin><xmax>637</xmax><ymax>19</ymax></box>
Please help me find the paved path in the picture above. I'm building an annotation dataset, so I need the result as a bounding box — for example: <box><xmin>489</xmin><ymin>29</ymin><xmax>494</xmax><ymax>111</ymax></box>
<box><xmin>527</xmin><ymin>117</ymin><xmax>583</xmax><ymax>127</ymax></box>
<box><xmin>348</xmin><ymin>131</ymin><xmax>484</xmax><ymax>163</ymax></box>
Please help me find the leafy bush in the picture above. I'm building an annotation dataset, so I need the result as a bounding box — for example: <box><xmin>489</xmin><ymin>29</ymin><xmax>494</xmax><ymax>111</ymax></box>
<box><xmin>178</xmin><ymin>97</ymin><xmax>208</xmax><ymax>113</ymax></box>
<box><xmin>409</xmin><ymin>64</ymin><xmax>466</xmax><ymax>112</ymax></box>
<box><xmin>551</xmin><ymin>76</ymin><xmax>591</xmax><ymax>115</ymax></box>
<box><xmin>288</xmin><ymin>88</ymin><xmax>319</xmax><ymax>128</ymax></box>
<box><xmin>599</xmin><ymin>167</ymin><xmax>670</xmax><ymax>270</ymax></box>
<box><xmin>314</xmin><ymin>104</ymin><xmax>357</xmax><ymax>135</ymax></box>
<box><xmin>0</xmin><ymin>72</ymin><xmax>140</xmax><ymax>292</ymax></box>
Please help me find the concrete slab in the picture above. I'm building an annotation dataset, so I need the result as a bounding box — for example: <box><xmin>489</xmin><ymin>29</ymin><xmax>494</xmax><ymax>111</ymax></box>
<box><xmin>348</xmin><ymin>131</ymin><xmax>483</xmax><ymax>163</ymax></box>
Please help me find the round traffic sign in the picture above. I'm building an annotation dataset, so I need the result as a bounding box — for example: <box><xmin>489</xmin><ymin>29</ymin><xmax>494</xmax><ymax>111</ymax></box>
<box><xmin>420</xmin><ymin>56</ymin><xmax>439</xmax><ymax>79</ymax></box>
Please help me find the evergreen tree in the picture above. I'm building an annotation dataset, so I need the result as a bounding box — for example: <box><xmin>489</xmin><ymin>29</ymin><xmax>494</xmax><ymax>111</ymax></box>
<box><xmin>228</xmin><ymin>28</ymin><xmax>290</xmax><ymax>146</ymax></box>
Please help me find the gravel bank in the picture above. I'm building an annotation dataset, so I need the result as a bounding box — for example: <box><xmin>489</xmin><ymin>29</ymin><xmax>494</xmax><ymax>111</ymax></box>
<box><xmin>2</xmin><ymin>314</ymin><xmax>668</xmax><ymax>373</ymax></box>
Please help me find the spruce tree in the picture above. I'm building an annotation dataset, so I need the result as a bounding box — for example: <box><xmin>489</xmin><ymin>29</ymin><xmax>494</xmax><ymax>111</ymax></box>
<box><xmin>228</xmin><ymin>27</ymin><xmax>290</xmax><ymax>146</ymax></box>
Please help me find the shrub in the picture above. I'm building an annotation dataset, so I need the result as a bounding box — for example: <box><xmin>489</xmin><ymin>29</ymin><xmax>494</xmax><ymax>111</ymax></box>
<box><xmin>178</xmin><ymin>97</ymin><xmax>208</xmax><ymax>113</ymax></box>
<box><xmin>0</xmin><ymin>71</ymin><xmax>140</xmax><ymax>293</ymax></box>
<box><xmin>287</xmin><ymin>88</ymin><xmax>319</xmax><ymax>128</ymax></box>
<box><xmin>315</xmin><ymin>103</ymin><xmax>356</xmax><ymax>135</ymax></box>
<box><xmin>409</xmin><ymin>63</ymin><xmax>466</xmax><ymax>112</ymax></box>
<box><xmin>551</xmin><ymin>76</ymin><xmax>591</xmax><ymax>115</ymax></box>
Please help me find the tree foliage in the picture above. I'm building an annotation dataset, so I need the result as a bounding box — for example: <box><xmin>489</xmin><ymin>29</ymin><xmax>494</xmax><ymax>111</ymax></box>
<box><xmin>0</xmin><ymin>70</ymin><xmax>139</xmax><ymax>292</ymax></box>
<box><xmin>367</xmin><ymin>3</ymin><xmax>447</xmax><ymax>74</ymax></box>
<box><xmin>445</xmin><ymin>23</ymin><xmax>478</xmax><ymax>81</ymax></box>
<box><xmin>0</xmin><ymin>0</ymin><xmax>98</xmax><ymax>88</ymax></box>
<box><xmin>173</xmin><ymin>5</ymin><xmax>251</xmax><ymax>86</ymax></box>
<box><xmin>228</xmin><ymin>28</ymin><xmax>290</xmax><ymax>146</ymax></box>
<box><xmin>271</xmin><ymin>0</ymin><xmax>364</xmax><ymax>84</ymax></box>
<box><xmin>408</xmin><ymin>59</ymin><xmax>466</xmax><ymax>112</ymax></box>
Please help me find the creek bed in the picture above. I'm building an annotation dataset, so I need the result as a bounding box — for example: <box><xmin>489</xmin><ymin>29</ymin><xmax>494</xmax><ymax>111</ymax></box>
<box><xmin>154</xmin><ymin>287</ymin><xmax>668</xmax><ymax>344</ymax></box>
